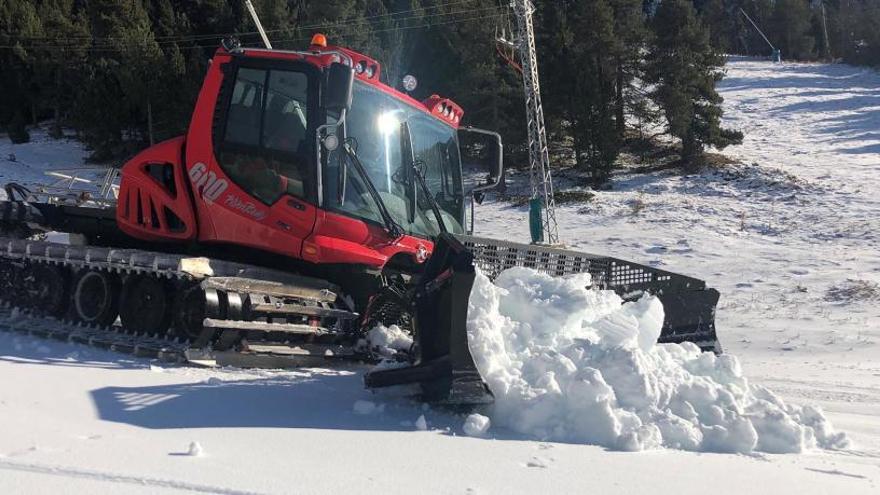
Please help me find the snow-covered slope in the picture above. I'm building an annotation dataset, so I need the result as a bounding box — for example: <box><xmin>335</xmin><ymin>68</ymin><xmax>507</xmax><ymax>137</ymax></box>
<box><xmin>1</xmin><ymin>58</ymin><xmax>879</xmax><ymax>494</ymax></box>
<box><xmin>0</xmin><ymin>130</ymin><xmax>91</xmax><ymax>189</ymax></box>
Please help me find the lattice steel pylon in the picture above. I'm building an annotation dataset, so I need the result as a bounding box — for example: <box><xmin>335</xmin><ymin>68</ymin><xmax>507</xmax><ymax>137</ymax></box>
<box><xmin>510</xmin><ymin>0</ymin><xmax>560</xmax><ymax>245</ymax></box>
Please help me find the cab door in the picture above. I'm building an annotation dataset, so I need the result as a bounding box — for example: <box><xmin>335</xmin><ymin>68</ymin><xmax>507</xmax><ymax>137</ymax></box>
<box><xmin>186</xmin><ymin>58</ymin><xmax>320</xmax><ymax>259</ymax></box>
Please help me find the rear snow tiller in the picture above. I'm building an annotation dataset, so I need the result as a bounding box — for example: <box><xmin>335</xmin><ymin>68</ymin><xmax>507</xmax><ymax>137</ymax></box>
<box><xmin>0</xmin><ymin>31</ymin><xmax>721</xmax><ymax>407</ymax></box>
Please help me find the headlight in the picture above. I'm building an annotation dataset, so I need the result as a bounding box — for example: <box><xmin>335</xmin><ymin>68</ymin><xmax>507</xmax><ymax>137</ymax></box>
<box><xmin>403</xmin><ymin>74</ymin><xmax>418</xmax><ymax>92</ymax></box>
<box><xmin>377</xmin><ymin>112</ymin><xmax>400</xmax><ymax>135</ymax></box>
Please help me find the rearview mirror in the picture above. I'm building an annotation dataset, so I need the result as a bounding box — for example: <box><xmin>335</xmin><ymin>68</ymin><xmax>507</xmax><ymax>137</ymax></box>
<box><xmin>324</xmin><ymin>62</ymin><xmax>354</xmax><ymax>113</ymax></box>
<box><xmin>458</xmin><ymin>127</ymin><xmax>503</xmax><ymax>194</ymax></box>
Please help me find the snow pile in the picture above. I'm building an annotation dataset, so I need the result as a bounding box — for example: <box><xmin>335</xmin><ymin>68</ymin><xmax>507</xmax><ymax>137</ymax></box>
<box><xmin>467</xmin><ymin>267</ymin><xmax>849</xmax><ymax>453</ymax></box>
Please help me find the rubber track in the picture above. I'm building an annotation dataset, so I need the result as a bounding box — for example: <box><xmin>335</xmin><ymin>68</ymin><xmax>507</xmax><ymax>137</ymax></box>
<box><xmin>0</xmin><ymin>237</ymin><xmax>359</xmax><ymax>365</ymax></box>
<box><xmin>1</xmin><ymin>237</ymin><xmax>236</xmax><ymax>282</ymax></box>
<box><xmin>0</xmin><ymin>304</ymin><xmax>188</xmax><ymax>362</ymax></box>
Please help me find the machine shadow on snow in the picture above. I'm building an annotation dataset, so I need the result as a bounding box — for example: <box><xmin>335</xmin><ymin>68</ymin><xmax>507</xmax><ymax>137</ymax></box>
<box><xmin>88</xmin><ymin>367</ymin><xmax>530</xmax><ymax>442</ymax></box>
<box><xmin>90</xmin><ymin>369</ymin><xmax>442</xmax><ymax>432</ymax></box>
<box><xmin>87</xmin><ymin>374</ymin><xmax>620</xmax><ymax>447</ymax></box>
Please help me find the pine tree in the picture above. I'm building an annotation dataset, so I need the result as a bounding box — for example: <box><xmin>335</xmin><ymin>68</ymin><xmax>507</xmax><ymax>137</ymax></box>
<box><xmin>74</xmin><ymin>0</ymin><xmax>165</xmax><ymax>158</ymax></box>
<box><xmin>770</xmin><ymin>0</ymin><xmax>814</xmax><ymax>60</ymax></box>
<box><xmin>828</xmin><ymin>0</ymin><xmax>880</xmax><ymax>67</ymax></box>
<box><xmin>609</xmin><ymin>0</ymin><xmax>647</xmax><ymax>141</ymax></box>
<box><xmin>740</xmin><ymin>0</ymin><xmax>775</xmax><ymax>56</ymax></box>
<box><xmin>697</xmin><ymin>0</ymin><xmax>734</xmax><ymax>53</ymax></box>
<box><xmin>0</xmin><ymin>0</ymin><xmax>43</xmax><ymax>143</ymax></box>
<box><xmin>415</xmin><ymin>1</ymin><xmax>523</xmax><ymax>147</ymax></box>
<box><xmin>366</xmin><ymin>0</ymin><xmax>426</xmax><ymax>88</ymax></box>
<box><xmin>300</xmin><ymin>0</ymin><xmax>375</xmax><ymax>53</ymax></box>
<box><xmin>537</xmin><ymin>1</ymin><xmax>620</xmax><ymax>186</ymax></box>
<box><xmin>34</xmin><ymin>0</ymin><xmax>90</xmax><ymax>138</ymax></box>
<box><xmin>570</xmin><ymin>0</ymin><xmax>620</xmax><ymax>185</ymax></box>
<box><xmin>147</xmin><ymin>0</ymin><xmax>221</xmax><ymax>143</ymax></box>
<box><xmin>646</xmin><ymin>0</ymin><xmax>742</xmax><ymax>165</ymax></box>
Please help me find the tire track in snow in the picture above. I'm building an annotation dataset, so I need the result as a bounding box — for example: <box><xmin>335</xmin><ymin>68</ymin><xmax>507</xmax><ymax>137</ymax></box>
<box><xmin>805</xmin><ymin>467</ymin><xmax>868</xmax><ymax>480</ymax></box>
<box><xmin>757</xmin><ymin>377</ymin><xmax>880</xmax><ymax>404</ymax></box>
<box><xmin>0</xmin><ymin>459</ymin><xmax>265</xmax><ymax>495</ymax></box>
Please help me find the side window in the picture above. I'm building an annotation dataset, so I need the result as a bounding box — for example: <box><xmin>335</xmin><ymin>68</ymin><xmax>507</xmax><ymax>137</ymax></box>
<box><xmin>224</xmin><ymin>68</ymin><xmax>265</xmax><ymax>146</ymax></box>
<box><xmin>218</xmin><ymin>67</ymin><xmax>311</xmax><ymax>206</ymax></box>
<box><xmin>263</xmin><ymin>70</ymin><xmax>308</xmax><ymax>154</ymax></box>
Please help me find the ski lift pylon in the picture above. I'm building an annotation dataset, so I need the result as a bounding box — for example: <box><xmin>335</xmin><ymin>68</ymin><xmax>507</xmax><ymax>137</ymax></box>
<box><xmin>495</xmin><ymin>3</ymin><xmax>522</xmax><ymax>73</ymax></box>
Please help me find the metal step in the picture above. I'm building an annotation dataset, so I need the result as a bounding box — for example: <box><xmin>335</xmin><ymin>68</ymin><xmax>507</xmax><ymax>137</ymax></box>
<box><xmin>183</xmin><ymin>339</ymin><xmax>359</xmax><ymax>367</ymax></box>
<box><xmin>248</xmin><ymin>300</ymin><xmax>358</xmax><ymax>320</ymax></box>
<box><xmin>202</xmin><ymin>318</ymin><xmax>329</xmax><ymax>335</ymax></box>
<box><xmin>203</xmin><ymin>276</ymin><xmax>338</xmax><ymax>303</ymax></box>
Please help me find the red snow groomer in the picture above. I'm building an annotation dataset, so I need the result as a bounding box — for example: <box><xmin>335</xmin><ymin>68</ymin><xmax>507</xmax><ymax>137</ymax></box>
<box><xmin>0</xmin><ymin>35</ymin><xmax>720</xmax><ymax>405</ymax></box>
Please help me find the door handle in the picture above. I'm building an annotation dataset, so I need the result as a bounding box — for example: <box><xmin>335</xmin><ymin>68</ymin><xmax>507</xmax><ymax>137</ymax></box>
<box><xmin>287</xmin><ymin>199</ymin><xmax>306</xmax><ymax>211</ymax></box>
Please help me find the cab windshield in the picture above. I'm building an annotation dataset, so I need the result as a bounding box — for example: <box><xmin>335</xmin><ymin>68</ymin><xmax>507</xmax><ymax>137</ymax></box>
<box><xmin>322</xmin><ymin>82</ymin><xmax>464</xmax><ymax>238</ymax></box>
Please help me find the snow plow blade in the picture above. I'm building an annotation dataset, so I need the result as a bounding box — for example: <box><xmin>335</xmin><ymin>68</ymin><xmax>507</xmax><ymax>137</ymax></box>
<box><xmin>363</xmin><ymin>234</ymin><xmax>493</xmax><ymax>406</ymax></box>
<box><xmin>364</xmin><ymin>234</ymin><xmax>721</xmax><ymax>405</ymax></box>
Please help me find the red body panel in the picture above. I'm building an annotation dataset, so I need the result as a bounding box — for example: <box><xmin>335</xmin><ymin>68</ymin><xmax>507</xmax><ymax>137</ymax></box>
<box><xmin>117</xmin><ymin>137</ymin><xmax>198</xmax><ymax>242</ymax></box>
<box><xmin>304</xmin><ymin>210</ymin><xmax>432</xmax><ymax>266</ymax></box>
<box><xmin>181</xmin><ymin>52</ymin><xmax>318</xmax><ymax>260</ymax></box>
<box><xmin>117</xmin><ymin>44</ymin><xmax>455</xmax><ymax>271</ymax></box>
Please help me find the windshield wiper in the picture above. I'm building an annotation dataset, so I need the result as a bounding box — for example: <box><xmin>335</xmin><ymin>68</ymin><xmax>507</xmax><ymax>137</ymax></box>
<box><xmin>411</xmin><ymin>161</ymin><xmax>448</xmax><ymax>235</ymax></box>
<box><xmin>341</xmin><ymin>142</ymin><xmax>404</xmax><ymax>239</ymax></box>
<box><xmin>399</xmin><ymin>120</ymin><xmax>448</xmax><ymax>237</ymax></box>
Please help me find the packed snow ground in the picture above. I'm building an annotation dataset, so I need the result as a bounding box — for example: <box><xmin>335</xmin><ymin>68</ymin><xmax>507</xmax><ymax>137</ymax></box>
<box><xmin>1</xmin><ymin>58</ymin><xmax>879</xmax><ymax>493</ymax></box>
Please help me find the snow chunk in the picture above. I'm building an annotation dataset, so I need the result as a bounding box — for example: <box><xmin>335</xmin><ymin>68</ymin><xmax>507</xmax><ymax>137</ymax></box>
<box><xmin>187</xmin><ymin>441</ymin><xmax>204</xmax><ymax>457</ymax></box>
<box><xmin>414</xmin><ymin>414</ymin><xmax>428</xmax><ymax>431</ymax></box>
<box><xmin>367</xmin><ymin>325</ymin><xmax>413</xmax><ymax>356</ymax></box>
<box><xmin>463</xmin><ymin>414</ymin><xmax>491</xmax><ymax>438</ymax></box>
<box><xmin>467</xmin><ymin>268</ymin><xmax>849</xmax><ymax>453</ymax></box>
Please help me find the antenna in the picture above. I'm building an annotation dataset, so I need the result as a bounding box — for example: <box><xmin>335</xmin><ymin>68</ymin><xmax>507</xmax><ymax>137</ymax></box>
<box><xmin>245</xmin><ymin>0</ymin><xmax>273</xmax><ymax>49</ymax></box>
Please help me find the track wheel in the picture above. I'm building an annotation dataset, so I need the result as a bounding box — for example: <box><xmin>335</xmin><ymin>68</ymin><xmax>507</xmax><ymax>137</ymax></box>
<box><xmin>72</xmin><ymin>269</ymin><xmax>120</xmax><ymax>326</ymax></box>
<box><xmin>172</xmin><ymin>285</ymin><xmax>206</xmax><ymax>341</ymax></box>
<box><xmin>25</xmin><ymin>264</ymin><xmax>70</xmax><ymax>316</ymax></box>
<box><xmin>120</xmin><ymin>275</ymin><xmax>172</xmax><ymax>336</ymax></box>
<box><xmin>0</xmin><ymin>260</ymin><xmax>17</xmax><ymax>297</ymax></box>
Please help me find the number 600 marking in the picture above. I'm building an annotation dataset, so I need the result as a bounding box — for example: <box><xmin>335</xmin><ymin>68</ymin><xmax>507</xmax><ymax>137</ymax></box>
<box><xmin>189</xmin><ymin>162</ymin><xmax>228</xmax><ymax>202</ymax></box>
